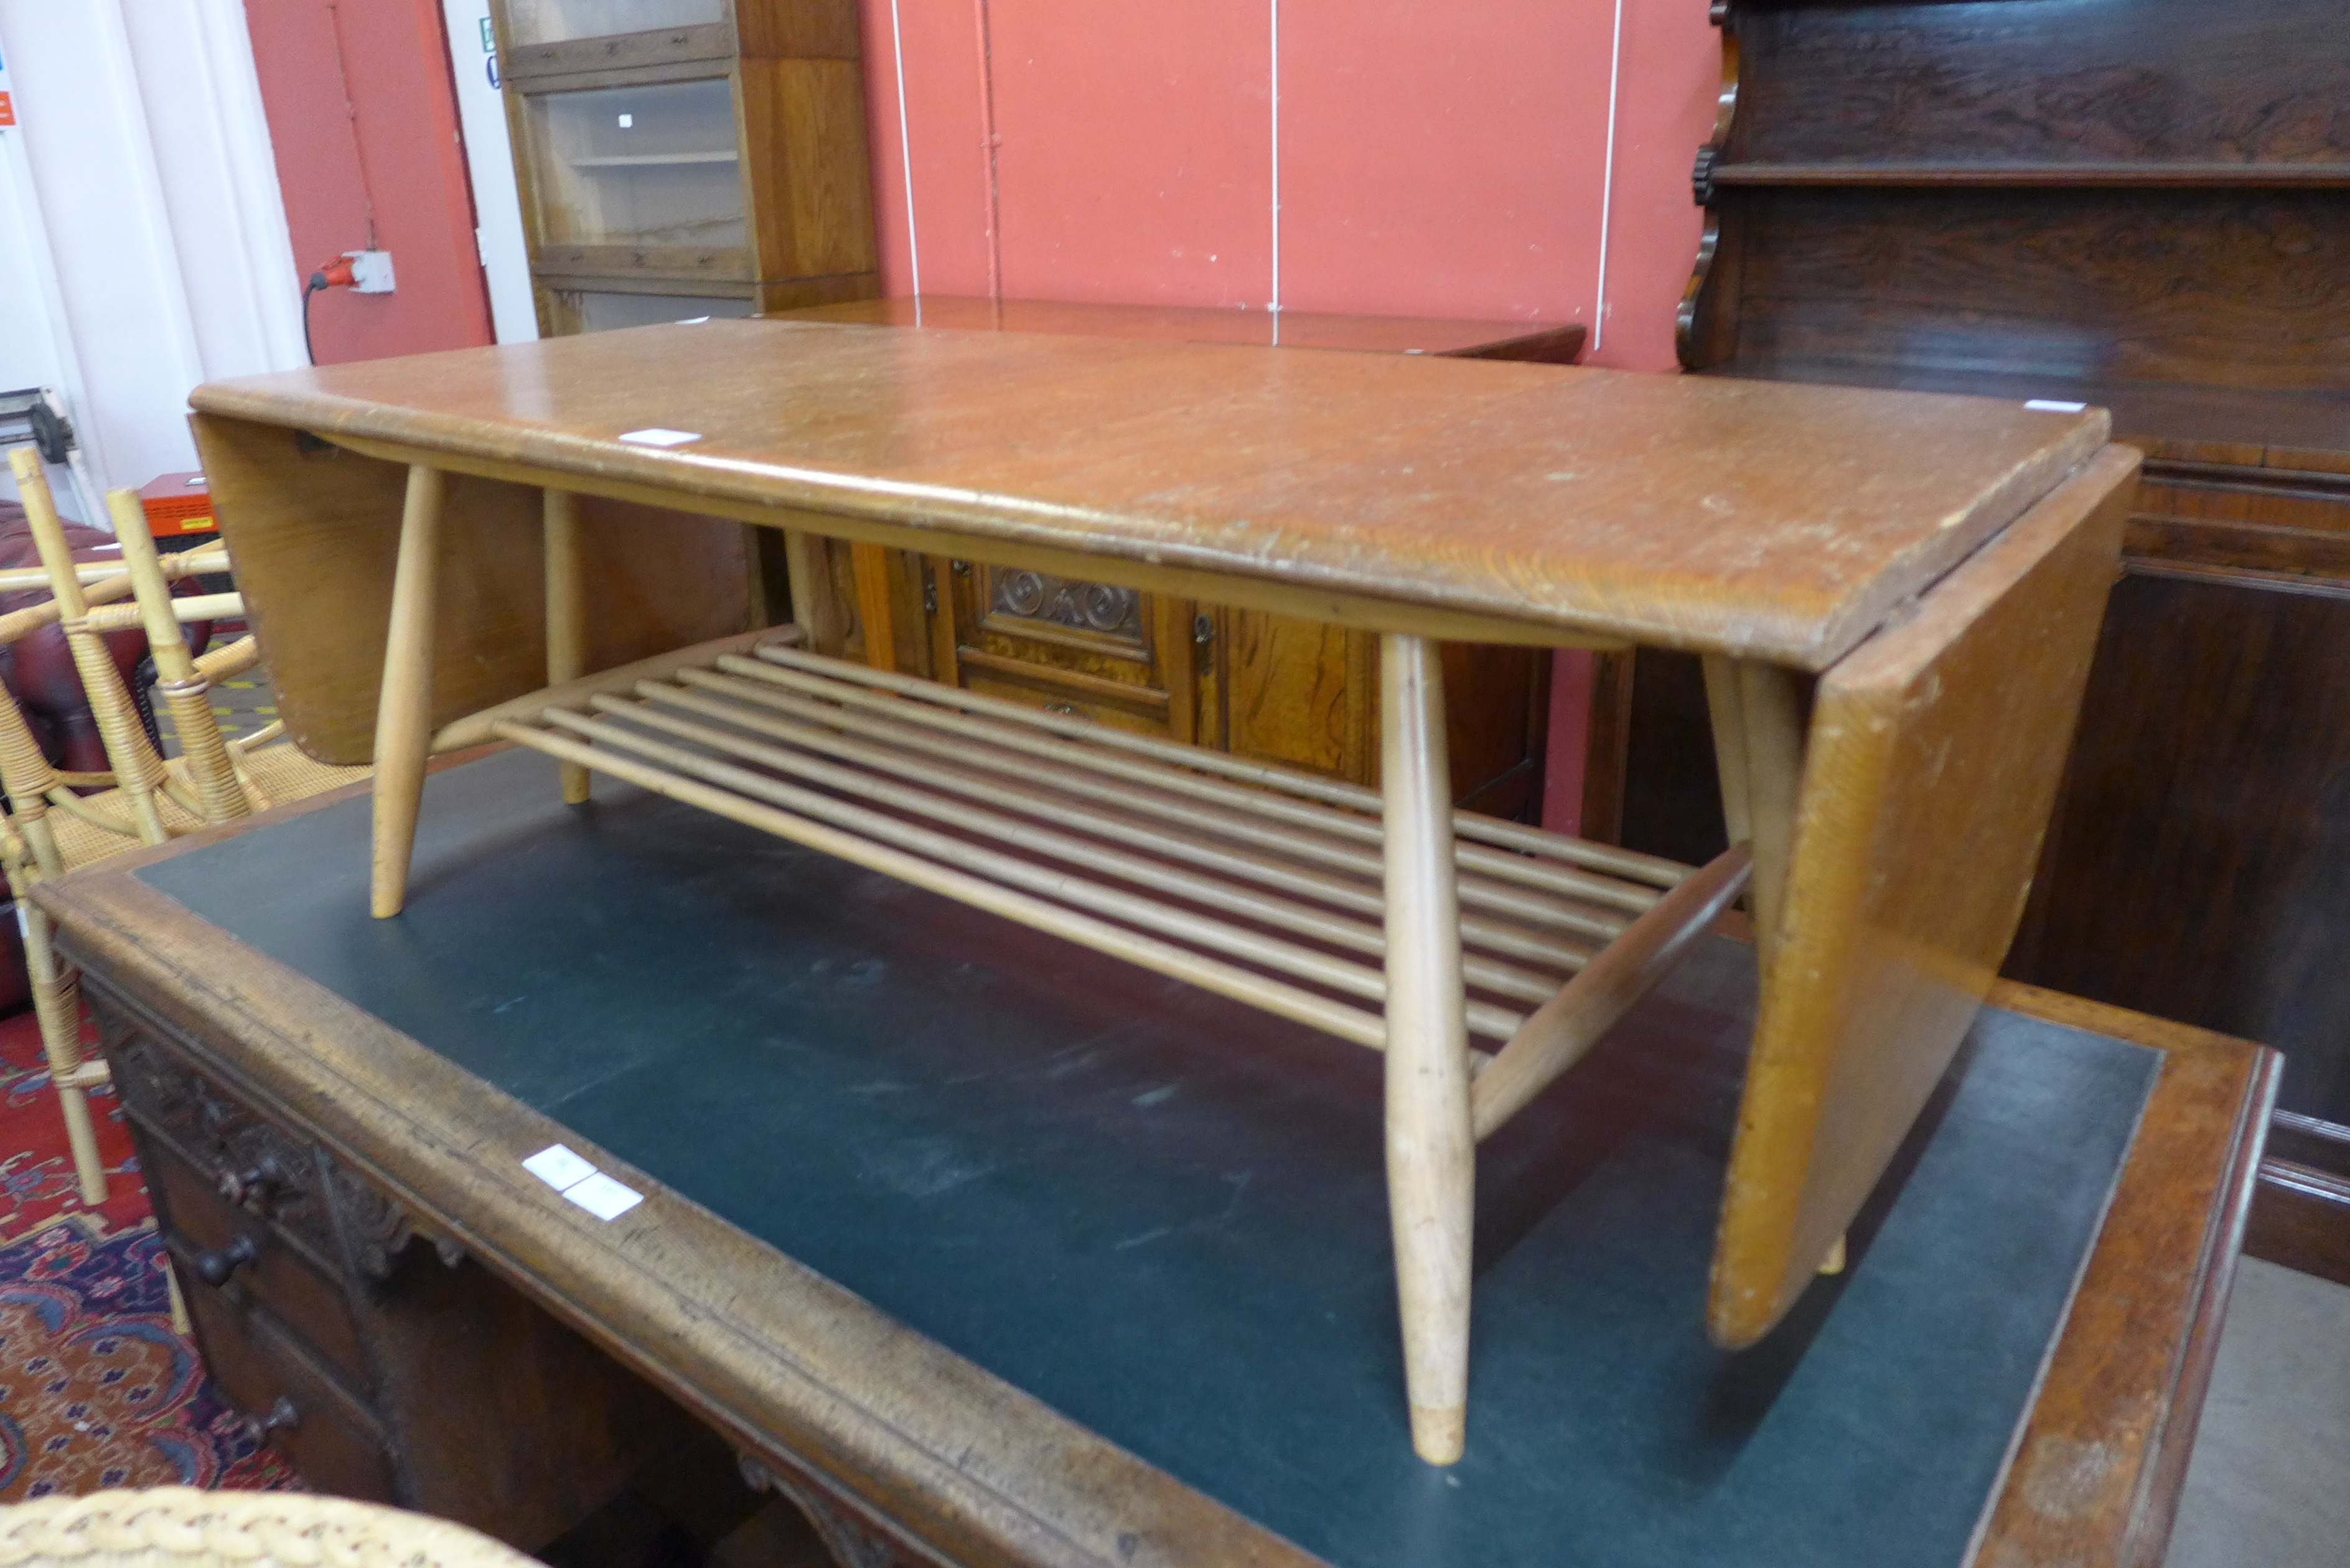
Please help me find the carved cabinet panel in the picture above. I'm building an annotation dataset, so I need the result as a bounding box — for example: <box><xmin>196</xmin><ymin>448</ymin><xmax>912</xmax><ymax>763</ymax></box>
<box><xmin>833</xmin><ymin>548</ymin><xmax>1552</xmax><ymax>819</ymax></box>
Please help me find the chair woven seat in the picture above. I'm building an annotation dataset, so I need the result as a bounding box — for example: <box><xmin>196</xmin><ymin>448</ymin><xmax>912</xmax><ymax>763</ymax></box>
<box><xmin>39</xmin><ymin>748</ymin><xmax>363</xmax><ymax>875</ymax></box>
<box><xmin>45</xmin><ymin>784</ymin><xmax>205</xmax><ymax>873</ymax></box>
<box><xmin>232</xmin><ymin>744</ymin><xmax>368</xmax><ymax>814</ymax></box>
<box><xmin>0</xmin><ymin>1488</ymin><xmax>536</xmax><ymax>1567</ymax></box>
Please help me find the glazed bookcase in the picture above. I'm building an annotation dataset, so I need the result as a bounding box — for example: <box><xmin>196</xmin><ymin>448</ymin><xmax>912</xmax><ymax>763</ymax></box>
<box><xmin>490</xmin><ymin>0</ymin><xmax>879</xmax><ymax>335</ymax></box>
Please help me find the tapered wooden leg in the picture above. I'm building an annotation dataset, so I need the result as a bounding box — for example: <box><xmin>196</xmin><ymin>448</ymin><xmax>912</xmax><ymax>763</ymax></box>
<box><xmin>23</xmin><ymin>904</ymin><xmax>105</xmax><ymax>1203</ymax></box>
<box><xmin>1702</xmin><ymin>656</ymin><xmax>1807</xmax><ymax>964</ymax></box>
<box><xmin>544</xmin><ymin>488</ymin><xmax>589</xmax><ymax>804</ymax></box>
<box><xmin>1379</xmin><ymin>632</ymin><xmax>1474</xmax><ymax>1465</ymax></box>
<box><xmin>780</xmin><ymin>530</ymin><xmax>843</xmax><ymax>653</ymax></box>
<box><xmin>1700</xmin><ymin>655</ymin><xmax>1752</xmax><ymax>847</ymax></box>
<box><xmin>850</xmin><ymin>543</ymin><xmax>897</xmax><ymax>673</ymax></box>
<box><xmin>1735</xmin><ymin>662</ymin><xmax>1808</xmax><ymax>964</ymax></box>
<box><xmin>370</xmin><ymin>465</ymin><xmax>446</xmax><ymax>918</ymax></box>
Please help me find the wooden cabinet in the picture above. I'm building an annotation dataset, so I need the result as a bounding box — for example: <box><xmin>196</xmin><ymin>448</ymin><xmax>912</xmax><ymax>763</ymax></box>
<box><xmin>779</xmin><ymin>297</ymin><xmax>1591</xmax><ymax>821</ymax></box>
<box><xmin>490</xmin><ymin>0</ymin><xmax>879</xmax><ymax>335</ymax></box>
<box><xmin>2005</xmin><ymin>445</ymin><xmax>2350</xmax><ymax>1116</ymax></box>
<box><xmin>806</xmin><ymin>543</ymin><xmax>1555</xmax><ymax>823</ymax></box>
<box><xmin>1660</xmin><ymin>0</ymin><xmax>2350</xmax><ymax>1262</ymax></box>
<box><xmin>1675</xmin><ymin>0</ymin><xmax>2350</xmax><ymax>1106</ymax></box>
<box><xmin>840</xmin><ymin>549</ymin><xmax>1552</xmax><ymax>816</ymax></box>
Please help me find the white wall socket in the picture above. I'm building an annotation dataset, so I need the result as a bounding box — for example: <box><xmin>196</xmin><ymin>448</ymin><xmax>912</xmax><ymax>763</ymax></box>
<box><xmin>344</xmin><ymin>250</ymin><xmax>396</xmax><ymax>294</ymax></box>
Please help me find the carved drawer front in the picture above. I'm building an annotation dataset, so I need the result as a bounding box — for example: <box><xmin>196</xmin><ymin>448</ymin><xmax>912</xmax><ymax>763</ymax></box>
<box><xmin>956</xmin><ymin>666</ymin><xmax>1178</xmax><ymax>739</ymax></box>
<box><xmin>177</xmin><ymin>1254</ymin><xmax>395</xmax><ymax>1505</ymax></box>
<box><xmin>146</xmin><ymin>1134</ymin><xmax>371</xmax><ymax>1389</ymax></box>
<box><xmin>106</xmin><ymin>1021</ymin><xmax>419</xmax><ymax>1287</ymax></box>
<box><xmin>107</xmin><ymin>1028</ymin><xmax>344</xmax><ymax>1266</ymax></box>
<box><xmin>935</xmin><ymin>556</ymin><xmax>1197</xmax><ymax>741</ymax></box>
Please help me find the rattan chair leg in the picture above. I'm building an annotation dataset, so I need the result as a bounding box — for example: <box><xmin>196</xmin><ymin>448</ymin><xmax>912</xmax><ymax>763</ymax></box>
<box><xmin>110</xmin><ymin>488</ymin><xmax>252</xmax><ymax>824</ymax></box>
<box><xmin>13</xmin><ymin>456</ymin><xmax>172</xmax><ymax>846</ymax></box>
<box><xmin>22</xmin><ymin>902</ymin><xmax>105</xmax><ymax>1203</ymax></box>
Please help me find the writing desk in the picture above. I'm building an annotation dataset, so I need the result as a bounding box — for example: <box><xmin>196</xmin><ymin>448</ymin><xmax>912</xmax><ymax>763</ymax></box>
<box><xmin>187</xmin><ymin>322</ymin><xmax>2139</xmax><ymax>1457</ymax></box>
<box><xmin>37</xmin><ymin>753</ymin><xmax>2272</xmax><ymax>1566</ymax></box>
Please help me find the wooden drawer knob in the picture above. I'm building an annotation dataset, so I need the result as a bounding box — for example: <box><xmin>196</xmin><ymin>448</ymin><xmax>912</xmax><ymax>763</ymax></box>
<box><xmin>192</xmin><ymin>1234</ymin><xmax>261</xmax><ymax>1287</ymax></box>
<box><xmin>238</xmin><ymin>1394</ymin><xmax>300</xmax><ymax>1445</ymax></box>
<box><xmin>218</xmin><ymin>1155</ymin><xmax>291</xmax><ymax>1211</ymax></box>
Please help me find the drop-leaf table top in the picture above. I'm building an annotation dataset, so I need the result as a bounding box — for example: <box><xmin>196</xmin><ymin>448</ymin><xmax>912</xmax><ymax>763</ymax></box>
<box><xmin>189</xmin><ymin>319</ymin><xmax>2108</xmax><ymax>671</ymax></box>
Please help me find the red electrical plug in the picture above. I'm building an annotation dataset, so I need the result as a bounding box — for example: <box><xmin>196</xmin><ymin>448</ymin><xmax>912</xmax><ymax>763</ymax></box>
<box><xmin>302</xmin><ymin>257</ymin><xmax>357</xmax><ymax>366</ymax></box>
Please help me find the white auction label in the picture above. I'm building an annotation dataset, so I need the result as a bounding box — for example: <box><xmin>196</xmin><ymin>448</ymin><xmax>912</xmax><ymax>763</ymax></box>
<box><xmin>564</xmin><ymin>1172</ymin><xmax>645</xmax><ymax>1220</ymax></box>
<box><xmin>522</xmin><ymin>1143</ymin><xmax>596</xmax><ymax>1192</ymax></box>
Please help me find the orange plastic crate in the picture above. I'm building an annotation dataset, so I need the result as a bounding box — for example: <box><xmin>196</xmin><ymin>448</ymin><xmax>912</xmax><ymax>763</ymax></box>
<box><xmin>138</xmin><ymin>471</ymin><xmax>214</xmax><ymax>536</ymax></box>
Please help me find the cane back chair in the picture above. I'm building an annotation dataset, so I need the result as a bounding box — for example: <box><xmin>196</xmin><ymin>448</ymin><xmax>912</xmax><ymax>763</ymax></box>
<box><xmin>2</xmin><ymin>448</ymin><xmax>365</xmax><ymax>1201</ymax></box>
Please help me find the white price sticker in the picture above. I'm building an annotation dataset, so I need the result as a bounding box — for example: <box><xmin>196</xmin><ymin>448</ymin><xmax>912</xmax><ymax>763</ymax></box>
<box><xmin>522</xmin><ymin>1144</ymin><xmax>645</xmax><ymax>1222</ymax></box>
<box><xmin>564</xmin><ymin>1173</ymin><xmax>645</xmax><ymax>1220</ymax></box>
<box><xmin>522</xmin><ymin>1143</ymin><xmax>595</xmax><ymax>1191</ymax></box>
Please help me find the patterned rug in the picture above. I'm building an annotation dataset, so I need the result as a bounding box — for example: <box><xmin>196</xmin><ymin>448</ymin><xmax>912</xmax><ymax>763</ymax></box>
<box><xmin>0</xmin><ymin>1006</ymin><xmax>302</xmax><ymax>1499</ymax></box>
<box><xmin>0</xmin><ymin>1009</ymin><xmax>144</xmax><ymax>1247</ymax></box>
<box><xmin>0</xmin><ymin>1225</ymin><xmax>299</xmax><ymax>1498</ymax></box>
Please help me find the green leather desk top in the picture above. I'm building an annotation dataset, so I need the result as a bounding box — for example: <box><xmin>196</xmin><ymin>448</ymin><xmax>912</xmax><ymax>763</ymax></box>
<box><xmin>130</xmin><ymin>750</ymin><xmax>2161</xmax><ymax>1567</ymax></box>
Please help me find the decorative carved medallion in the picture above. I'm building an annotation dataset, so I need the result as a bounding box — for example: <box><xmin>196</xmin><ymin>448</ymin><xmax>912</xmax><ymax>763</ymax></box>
<box><xmin>739</xmin><ymin>1452</ymin><xmax>922</xmax><ymax>1568</ymax></box>
<box><xmin>988</xmin><ymin>568</ymin><xmax>1143</xmax><ymax>643</ymax></box>
<box><xmin>324</xmin><ymin>1157</ymin><xmax>417</xmax><ymax>1282</ymax></box>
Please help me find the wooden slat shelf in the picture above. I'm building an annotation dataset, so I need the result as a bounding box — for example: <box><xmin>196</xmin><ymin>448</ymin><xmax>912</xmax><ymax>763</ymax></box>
<box><xmin>1708</xmin><ymin>162</ymin><xmax>2350</xmax><ymax>189</ymax></box>
<box><xmin>485</xmin><ymin>637</ymin><xmax>1746</xmax><ymax>1128</ymax></box>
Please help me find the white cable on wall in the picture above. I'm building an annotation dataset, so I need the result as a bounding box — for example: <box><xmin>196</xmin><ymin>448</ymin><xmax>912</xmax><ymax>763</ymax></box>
<box><xmin>1592</xmin><ymin>0</ymin><xmax>1626</xmax><ymax>355</ymax></box>
<box><xmin>888</xmin><ymin>0</ymin><xmax>922</xmax><ymax>309</ymax></box>
<box><xmin>1269</xmin><ymin>0</ymin><xmax>1281</xmax><ymax>337</ymax></box>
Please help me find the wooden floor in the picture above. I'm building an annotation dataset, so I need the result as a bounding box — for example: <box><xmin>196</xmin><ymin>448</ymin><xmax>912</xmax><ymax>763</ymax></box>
<box><xmin>2169</xmin><ymin>1259</ymin><xmax>2350</xmax><ymax>1568</ymax></box>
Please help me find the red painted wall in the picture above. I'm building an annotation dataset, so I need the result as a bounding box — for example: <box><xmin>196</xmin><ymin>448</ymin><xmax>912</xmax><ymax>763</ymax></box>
<box><xmin>858</xmin><ymin>0</ymin><xmax>1720</xmax><ymax>828</ymax></box>
<box><xmin>245</xmin><ymin>0</ymin><xmax>492</xmax><ymax>366</ymax></box>
<box><xmin>233</xmin><ymin>1</ymin><xmax>1717</xmax><ymax>823</ymax></box>
<box><xmin>859</xmin><ymin>0</ymin><xmax>1719</xmax><ymax>371</ymax></box>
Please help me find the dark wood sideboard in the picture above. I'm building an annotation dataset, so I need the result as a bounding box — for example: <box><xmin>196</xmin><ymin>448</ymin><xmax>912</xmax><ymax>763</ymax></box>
<box><xmin>1667</xmin><ymin>0</ymin><xmax>2350</xmax><ymax>1271</ymax></box>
